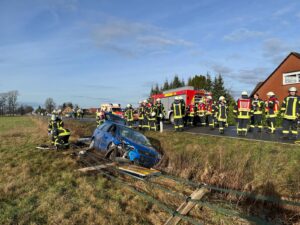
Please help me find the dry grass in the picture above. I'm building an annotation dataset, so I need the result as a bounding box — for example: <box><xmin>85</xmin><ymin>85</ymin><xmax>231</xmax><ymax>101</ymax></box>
<box><xmin>0</xmin><ymin>117</ymin><xmax>166</xmax><ymax>225</ymax></box>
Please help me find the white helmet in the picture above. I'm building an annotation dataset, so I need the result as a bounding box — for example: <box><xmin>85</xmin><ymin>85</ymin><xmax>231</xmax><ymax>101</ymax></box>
<box><xmin>219</xmin><ymin>96</ymin><xmax>225</xmax><ymax>101</ymax></box>
<box><xmin>151</xmin><ymin>112</ymin><xmax>156</xmax><ymax>117</ymax></box>
<box><xmin>156</xmin><ymin>98</ymin><xmax>161</xmax><ymax>102</ymax></box>
<box><xmin>139</xmin><ymin>101</ymin><xmax>142</xmax><ymax>104</ymax></box>
<box><xmin>143</xmin><ymin>100</ymin><xmax>148</xmax><ymax>103</ymax></box>
<box><xmin>206</xmin><ymin>96</ymin><xmax>212</xmax><ymax>100</ymax></box>
<box><xmin>127</xmin><ymin>104</ymin><xmax>131</xmax><ymax>108</ymax></box>
<box><xmin>178</xmin><ymin>96</ymin><xmax>183</xmax><ymax>100</ymax></box>
<box><xmin>51</xmin><ymin>115</ymin><xmax>57</xmax><ymax>121</ymax></box>
<box><xmin>289</xmin><ymin>87</ymin><xmax>297</xmax><ymax>92</ymax></box>
<box><xmin>267</xmin><ymin>91</ymin><xmax>275</xmax><ymax>96</ymax></box>
<box><xmin>175</xmin><ymin>96</ymin><xmax>179</xmax><ymax>100</ymax></box>
<box><xmin>241</xmin><ymin>91</ymin><xmax>248</xmax><ymax>96</ymax></box>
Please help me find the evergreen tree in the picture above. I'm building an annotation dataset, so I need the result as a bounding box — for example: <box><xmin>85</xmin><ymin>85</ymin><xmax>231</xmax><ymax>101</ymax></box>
<box><xmin>206</xmin><ymin>73</ymin><xmax>213</xmax><ymax>92</ymax></box>
<box><xmin>163</xmin><ymin>79</ymin><xmax>169</xmax><ymax>91</ymax></box>
<box><xmin>172</xmin><ymin>75</ymin><xmax>181</xmax><ymax>88</ymax></box>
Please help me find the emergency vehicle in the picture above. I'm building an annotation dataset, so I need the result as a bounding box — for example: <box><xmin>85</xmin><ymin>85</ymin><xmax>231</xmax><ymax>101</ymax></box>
<box><xmin>100</xmin><ymin>103</ymin><xmax>124</xmax><ymax>118</ymax></box>
<box><xmin>151</xmin><ymin>86</ymin><xmax>207</xmax><ymax>123</ymax></box>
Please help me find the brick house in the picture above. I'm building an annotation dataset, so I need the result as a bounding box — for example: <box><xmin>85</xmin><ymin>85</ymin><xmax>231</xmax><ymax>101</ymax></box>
<box><xmin>251</xmin><ymin>52</ymin><xmax>300</xmax><ymax>102</ymax></box>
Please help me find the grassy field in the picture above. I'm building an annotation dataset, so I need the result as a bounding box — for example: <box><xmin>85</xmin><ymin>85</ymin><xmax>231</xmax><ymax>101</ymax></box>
<box><xmin>1</xmin><ymin>116</ymin><xmax>299</xmax><ymax>225</ymax></box>
<box><xmin>146</xmin><ymin>131</ymin><xmax>300</xmax><ymax>199</ymax></box>
<box><xmin>0</xmin><ymin>117</ymin><xmax>168</xmax><ymax>225</ymax></box>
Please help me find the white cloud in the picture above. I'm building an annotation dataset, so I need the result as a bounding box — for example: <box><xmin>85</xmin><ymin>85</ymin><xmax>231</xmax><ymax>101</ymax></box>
<box><xmin>91</xmin><ymin>19</ymin><xmax>194</xmax><ymax>57</ymax></box>
<box><xmin>224</xmin><ymin>28</ymin><xmax>265</xmax><ymax>41</ymax></box>
<box><xmin>272</xmin><ymin>5</ymin><xmax>294</xmax><ymax>17</ymax></box>
<box><xmin>262</xmin><ymin>38</ymin><xmax>296</xmax><ymax>64</ymax></box>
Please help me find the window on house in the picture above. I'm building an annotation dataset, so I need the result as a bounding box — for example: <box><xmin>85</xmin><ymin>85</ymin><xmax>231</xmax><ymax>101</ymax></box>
<box><xmin>283</xmin><ymin>71</ymin><xmax>300</xmax><ymax>85</ymax></box>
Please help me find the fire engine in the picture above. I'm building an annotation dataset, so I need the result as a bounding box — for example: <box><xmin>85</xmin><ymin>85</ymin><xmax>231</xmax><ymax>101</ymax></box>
<box><xmin>151</xmin><ymin>86</ymin><xmax>208</xmax><ymax>123</ymax></box>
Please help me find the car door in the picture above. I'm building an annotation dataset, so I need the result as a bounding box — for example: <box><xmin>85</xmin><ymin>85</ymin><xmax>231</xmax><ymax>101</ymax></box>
<box><xmin>99</xmin><ymin>124</ymin><xmax>118</xmax><ymax>150</ymax></box>
<box><xmin>94</xmin><ymin>123</ymin><xmax>111</xmax><ymax>150</ymax></box>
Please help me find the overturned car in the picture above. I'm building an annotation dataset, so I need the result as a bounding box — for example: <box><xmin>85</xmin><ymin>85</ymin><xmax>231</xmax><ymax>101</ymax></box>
<box><xmin>91</xmin><ymin>118</ymin><xmax>160</xmax><ymax>168</ymax></box>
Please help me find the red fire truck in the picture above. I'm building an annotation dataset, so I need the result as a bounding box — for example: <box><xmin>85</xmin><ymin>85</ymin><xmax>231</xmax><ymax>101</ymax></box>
<box><xmin>151</xmin><ymin>86</ymin><xmax>208</xmax><ymax>123</ymax></box>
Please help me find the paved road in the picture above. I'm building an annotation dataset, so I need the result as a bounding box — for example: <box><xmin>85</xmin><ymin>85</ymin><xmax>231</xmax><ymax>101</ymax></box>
<box><xmin>65</xmin><ymin>116</ymin><xmax>298</xmax><ymax>145</ymax></box>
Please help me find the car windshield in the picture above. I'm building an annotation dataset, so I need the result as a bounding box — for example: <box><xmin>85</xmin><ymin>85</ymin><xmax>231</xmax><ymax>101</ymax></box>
<box><xmin>118</xmin><ymin>126</ymin><xmax>152</xmax><ymax>147</ymax></box>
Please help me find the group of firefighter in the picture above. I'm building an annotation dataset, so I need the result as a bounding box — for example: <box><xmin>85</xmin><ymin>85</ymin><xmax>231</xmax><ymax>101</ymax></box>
<box><xmin>118</xmin><ymin>86</ymin><xmax>300</xmax><ymax>139</ymax></box>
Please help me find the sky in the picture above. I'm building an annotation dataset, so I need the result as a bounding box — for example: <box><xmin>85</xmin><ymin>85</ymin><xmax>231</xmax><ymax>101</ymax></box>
<box><xmin>0</xmin><ymin>0</ymin><xmax>300</xmax><ymax>108</ymax></box>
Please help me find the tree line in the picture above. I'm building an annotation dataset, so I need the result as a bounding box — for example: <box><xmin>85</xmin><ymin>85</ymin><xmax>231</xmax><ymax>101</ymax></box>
<box><xmin>0</xmin><ymin>90</ymin><xmax>34</xmax><ymax>116</ymax></box>
<box><xmin>35</xmin><ymin>98</ymin><xmax>81</xmax><ymax>115</ymax></box>
<box><xmin>150</xmin><ymin>74</ymin><xmax>233</xmax><ymax>101</ymax></box>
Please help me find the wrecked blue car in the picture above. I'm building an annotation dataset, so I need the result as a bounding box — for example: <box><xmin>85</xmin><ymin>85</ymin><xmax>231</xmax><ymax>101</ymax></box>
<box><xmin>91</xmin><ymin>119</ymin><xmax>160</xmax><ymax>168</ymax></box>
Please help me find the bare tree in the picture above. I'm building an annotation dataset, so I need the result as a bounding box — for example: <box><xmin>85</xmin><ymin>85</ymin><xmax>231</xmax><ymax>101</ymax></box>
<box><xmin>0</xmin><ymin>93</ymin><xmax>7</xmax><ymax>116</ymax></box>
<box><xmin>7</xmin><ymin>90</ymin><xmax>19</xmax><ymax>115</ymax></box>
<box><xmin>45</xmin><ymin>98</ymin><xmax>56</xmax><ymax>113</ymax></box>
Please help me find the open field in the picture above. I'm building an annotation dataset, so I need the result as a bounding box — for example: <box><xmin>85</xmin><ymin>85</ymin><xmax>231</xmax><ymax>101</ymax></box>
<box><xmin>0</xmin><ymin>116</ymin><xmax>299</xmax><ymax>225</ymax></box>
<box><xmin>0</xmin><ymin>117</ymin><xmax>168</xmax><ymax>225</ymax></box>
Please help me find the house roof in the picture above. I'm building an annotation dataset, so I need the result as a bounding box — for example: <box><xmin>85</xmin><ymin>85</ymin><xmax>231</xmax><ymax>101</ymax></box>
<box><xmin>251</xmin><ymin>52</ymin><xmax>300</xmax><ymax>96</ymax></box>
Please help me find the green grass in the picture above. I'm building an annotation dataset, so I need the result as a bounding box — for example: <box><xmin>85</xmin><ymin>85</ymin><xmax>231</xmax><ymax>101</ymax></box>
<box><xmin>146</xmin><ymin>131</ymin><xmax>300</xmax><ymax>199</ymax></box>
<box><xmin>0</xmin><ymin>117</ymin><xmax>166</xmax><ymax>225</ymax></box>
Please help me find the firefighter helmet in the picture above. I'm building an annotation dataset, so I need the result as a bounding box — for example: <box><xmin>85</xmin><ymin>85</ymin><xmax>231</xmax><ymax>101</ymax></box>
<box><xmin>241</xmin><ymin>91</ymin><xmax>248</xmax><ymax>96</ymax></box>
<box><xmin>151</xmin><ymin>112</ymin><xmax>156</xmax><ymax>117</ymax></box>
<box><xmin>139</xmin><ymin>101</ymin><xmax>142</xmax><ymax>104</ymax></box>
<box><xmin>127</xmin><ymin>104</ymin><xmax>132</xmax><ymax>108</ymax></box>
<box><xmin>178</xmin><ymin>96</ymin><xmax>183</xmax><ymax>100</ymax></box>
<box><xmin>175</xmin><ymin>96</ymin><xmax>179</xmax><ymax>100</ymax></box>
<box><xmin>206</xmin><ymin>96</ymin><xmax>212</xmax><ymax>100</ymax></box>
<box><xmin>289</xmin><ymin>87</ymin><xmax>297</xmax><ymax>92</ymax></box>
<box><xmin>219</xmin><ymin>96</ymin><xmax>225</xmax><ymax>101</ymax></box>
<box><xmin>143</xmin><ymin>100</ymin><xmax>148</xmax><ymax>103</ymax></box>
<box><xmin>267</xmin><ymin>91</ymin><xmax>275</xmax><ymax>96</ymax></box>
<box><xmin>51</xmin><ymin>115</ymin><xmax>57</xmax><ymax>121</ymax></box>
<box><xmin>157</xmin><ymin>98</ymin><xmax>161</xmax><ymax>102</ymax></box>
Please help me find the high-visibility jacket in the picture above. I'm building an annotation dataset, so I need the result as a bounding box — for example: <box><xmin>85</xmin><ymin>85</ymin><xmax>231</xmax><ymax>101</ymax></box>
<box><xmin>188</xmin><ymin>104</ymin><xmax>195</xmax><ymax>116</ymax></box>
<box><xmin>197</xmin><ymin>103</ymin><xmax>206</xmax><ymax>116</ymax></box>
<box><xmin>216</xmin><ymin>102</ymin><xmax>228</xmax><ymax>122</ymax></box>
<box><xmin>147</xmin><ymin>105</ymin><xmax>156</xmax><ymax>120</ymax></box>
<box><xmin>251</xmin><ymin>98</ymin><xmax>264</xmax><ymax>115</ymax></box>
<box><xmin>48</xmin><ymin>119</ymin><xmax>64</xmax><ymax>132</ymax></box>
<box><xmin>125</xmin><ymin>108</ymin><xmax>134</xmax><ymax>121</ymax></box>
<box><xmin>154</xmin><ymin>103</ymin><xmax>166</xmax><ymax>118</ymax></box>
<box><xmin>172</xmin><ymin>100</ymin><xmax>183</xmax><ymax>119</ymax></box>
<box><xmin>281</xmin><ymin>95</ymin><xmax>300</xmax><ymax>120</ymax></box>
<box><xmin>138</xmin><ymin>106</ymin><xmax>145</xmax><ymax>119</ymax></box>
<box><xmin>205</xmin><ymin>101</ymin><xmax>215</xmax><ymax>115</ymax></box>
<box><xmin>234</xmin><ymin>98</ymin><xmax>251</xmax><ymax>119</ymax></box>
<box><xmin>265</xmin><ymin>97</ymin><xmax>279</xmax><ymax>118</ymax></box>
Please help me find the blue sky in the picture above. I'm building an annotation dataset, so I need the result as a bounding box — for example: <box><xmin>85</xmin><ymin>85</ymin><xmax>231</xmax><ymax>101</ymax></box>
<box><xmin>1</xmin><ymin>0</ymin><xmax>300</xmax><ymax>108</ymax></box>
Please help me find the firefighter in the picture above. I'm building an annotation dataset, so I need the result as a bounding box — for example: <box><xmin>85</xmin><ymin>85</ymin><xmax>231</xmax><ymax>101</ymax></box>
<box><xmin>281</xmin><ymin>87</ymin><xmax>300</xmax><ymax>139</ymax></box>
<box><xmin>137</xmin><ymin>101</ymin><xmax>145</xmax><ymax>130</ymax></box>
<box><xmin>48</xmin><ymin>115</ymin><xmax>70</xmax><ymax>149</ymax></box>
<box><xmin>177</xmin><ymin>96</ymin><xmax>186</xmax><ymax>125</ymax></box>
<box><xmin>187</xmin><ymin>101</ymin><xmax>196</xmax><ymax>126</ymax></box>
<box><xmin>154</xmin><ymin>98</ymin><xmax>165</xmax><ymax>130</ymax></box>
<box><xmin>205</xmin><ymin>96</ymin><xmax>215</xmax><ymax>129</ymax></box>
<box><xmin>96</xmin><ymin>109</ymin><xmax>105</xmax><ymax>126</ymax></box>
<box><xmin>171</xmin><ymin>96</ymin><xmax>184</xmax><ymax>131</ymax></box>
<box><xmin>216</xmin><ymin>96</ymin><xmax>228</xmax><ymax>134</ymax></box>
<box><xmin>197</xmin><ymin>98</ymin><xmax>206</xmax><ymax>127</ymax></box>
<box><xmin>250</xmin><ymin>93</ymin><xmax>264</xmax><ymax>132</ymax></box>
<box><xmin>234</xmin><ymin>91</ymin><xmax>251</xmax><ymax>136</ymax></box>
<box><xmin>125</xmin><ymin>104</ymin><xmax>134</xmax><ymax>128</ymax></box>
<box><xmin>265</xmin><ymin>91</ymin><xmax>279</xmax><ymax>134</ymax></box>
<box><xmin>143</xmin><ymin>100</ymin><xmax>150</xmax><ymax>130</ymax></box>
<box><xmin>77</xmin><ymin>108</ymin><xmax>84</xmax><ymax>119</ymax></box>
<box><xmin>147</xmin><ymin>102</ymin><xmax>157</xmax><ymax>131</ymax></box>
